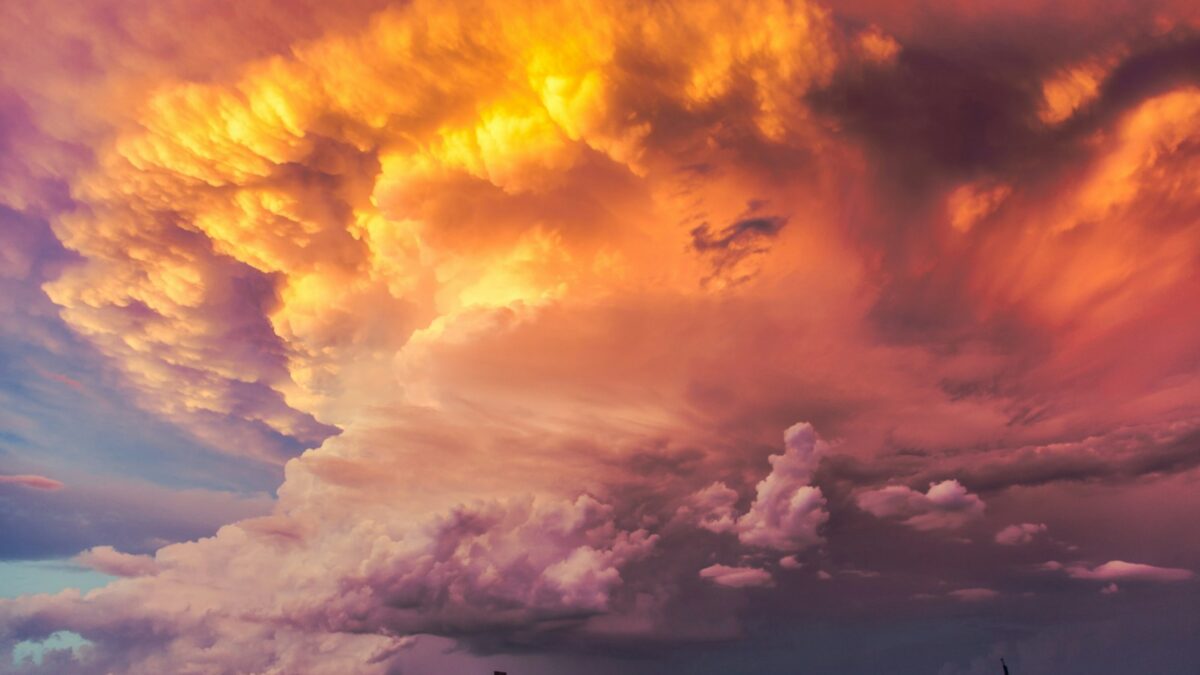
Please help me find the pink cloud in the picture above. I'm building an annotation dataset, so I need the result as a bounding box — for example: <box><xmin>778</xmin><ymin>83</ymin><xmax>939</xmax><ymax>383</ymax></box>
<box><xmin>0</xmin><ymin>490</ymin><xmax>665</xmax><ymax>672</ymax></box>
<box><xmin>699</xmin><ymin>564</ymin><xmax>774</xmax><ymax>588</ymax></box>
<box><xmin>31</xmin><ymin>365</ymin><xmax>85</xmax><ymax>391</ymax></box>
<box><xmin>995</xmin><ymin>522</ymin><xmax>1048</xmax><ymax>545</ymax></box>
<box><xmin>734</xmin><ymin>423</ymin><xmax>830</xmax><ymax>551</ymax></box>
<box><xmin>75</xmin><ymin>546</ymin><xmax>158</xmax><ymax>578</ymax></box>
<box><xmin>678</xmin><ymin>482</ymin><xmax>739</xmax><ymax>534</ymax></box>
<box><xmin>856</xmin><ymin>480</ymin><xmax>985</xmax><ymax>531</ymax></box>
<box><xmin>1065</xmin><ymin>561</ymin><xmax>1194</xmax><ymax>583</ymax></box>
<box><xmin>681</xmin><ymin>422</ymin><xmax>830</xmax><ymax>552</ymax></box>
<box><xmin>0</xmin><ymin>473</ymin><xmax>63</xmax><ymax>490</ymax></box>
<box><xmin>779</xmin><ymin>555</ymin><xmax>802</xmax><ymax>569</ymax></box>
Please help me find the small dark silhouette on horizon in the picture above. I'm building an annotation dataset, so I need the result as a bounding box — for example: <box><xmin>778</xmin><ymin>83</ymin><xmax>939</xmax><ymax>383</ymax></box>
<box><xmin>494</xmin><ymin>671</ymin><xmax>507</xmax><ymax>675</ymax></box>
<box><xmin>1002</xmin><ymin>657</ymin><xmax>1010</xmax><ymax>675</ymax></box>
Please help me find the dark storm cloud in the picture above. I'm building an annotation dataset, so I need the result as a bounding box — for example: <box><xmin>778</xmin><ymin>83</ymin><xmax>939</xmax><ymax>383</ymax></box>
<box><xmin>942</xmin><ymin>426</ymin><xmax>1200</xmax><ymax>493</ymax></box>
<box><xmin>691</xmin><ymin>212</ymin><xmax>789</xmax><ymax>286</ymax></box>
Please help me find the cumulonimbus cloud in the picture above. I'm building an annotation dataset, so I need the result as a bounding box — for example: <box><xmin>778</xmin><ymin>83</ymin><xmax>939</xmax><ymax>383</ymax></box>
<box><xmin>2</xmin><ymin>0</ymin><xmax>1200</xmax><ymax>671</ymax></box>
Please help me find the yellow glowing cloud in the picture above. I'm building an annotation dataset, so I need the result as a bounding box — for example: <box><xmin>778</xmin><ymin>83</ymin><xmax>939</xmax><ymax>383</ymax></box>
<box><xmin>1038</xmin><ymin>59</ymin><xmax>1111</xmax><ymax>125</ymax></box>
<box><xmin>946</xmin><ymin>182</ymin><xmax>1011</xmax><ymax>233</ymax></box>
<box><xmin>29</xmin><ymin>0</ymin><xmax>852</xmax><ymax>458</ymax></box>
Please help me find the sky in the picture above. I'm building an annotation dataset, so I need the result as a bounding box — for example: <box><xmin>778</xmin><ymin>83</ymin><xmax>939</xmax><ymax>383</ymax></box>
<box><xmin>1</xmin><ymin>0</ymin><xmax>1199</xmax><ymax>673</ymax></box>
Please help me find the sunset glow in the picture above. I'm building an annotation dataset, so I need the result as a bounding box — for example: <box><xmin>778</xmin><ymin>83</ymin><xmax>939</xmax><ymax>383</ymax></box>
<box><xmin>2</xmin><ymin>1</ymin><xmax>1199</xmax><ymax>673</ymax></box>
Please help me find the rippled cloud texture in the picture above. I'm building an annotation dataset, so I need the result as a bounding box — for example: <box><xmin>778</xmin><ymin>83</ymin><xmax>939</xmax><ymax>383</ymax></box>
<box><xmin>2</xmin><ymin>0</ymin><xmax>1199</xmax><ymax>673</ymax></box>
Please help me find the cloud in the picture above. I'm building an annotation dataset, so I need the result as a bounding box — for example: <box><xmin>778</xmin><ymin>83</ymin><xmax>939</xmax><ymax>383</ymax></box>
<box><xmin>699</xmin><ymin>564</ymin><xmax>774</xmax><ymax>588</ymax></box>
<box><xmin>948</xmin><ymin>588</ymin><xmax>999</xmax><ymax>602</ymax></box>
<box><xmin>683</xmin><ymin>422</ymin><xmax>830</xmax><ymax>552</ymax></box>
<box><xmin>1064</xmin><ymin>561</ymin><xmax>1194</xmax><ymax>583</ymax></box>
<box><xmin>74</xmin><ymin>547</ymin><xmax>157</xmax><ymax>578</ymax></box>
<box><xmin>0</xmin><ymin>475</ymin><xmax>62</xmax><ymax>491</ymax></box>
<box><xmin>839</xmin><ymin>568</ymin><xmax>880</xmax><ymax>579</ymax></box>
<box><xmin>677</xmin><ymin>482</ymin><xmax>739</xmax><ymax>534</ymax></box>
<box><xmin>690</xmin><ymin>211</ymin><xmax>789</xmax><ymax>287</ymax></box>
<box><xmin>855</xmin><ymin>480</ymin><xmax>985</xmax><ymax>531</ymax></box>
<box><xmin>2</xmin><ymin>0</ymin><xmax>1200</xmax><ymax>671</ymax></box>
<box><xmin>734</xmin><ymin>423</ymin><xmax>831</xmax><ymax>551</ymax></box>
<box><xmin>0</xmin><ymin>421</ymin><xmax>831</xmax><ymax>668</ymax></box>
<box><xmin>0</xmin><ymin>491</ymin><xmax>665</xmax><ymax>672</ymax></box>
<box><xmin>994</xmin><ymin>523</ymin><xmax>1048</xmax><ymax>546</ymax></box>
<box><xmin>0</xmin><ymin>0</ymin><xmax>849</xmax><ymax>478</ymax></box>
<box><xmin>935</xmin><ymin>424</ymin><xmax>1200</xmax><ymax>492</ymax></box>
